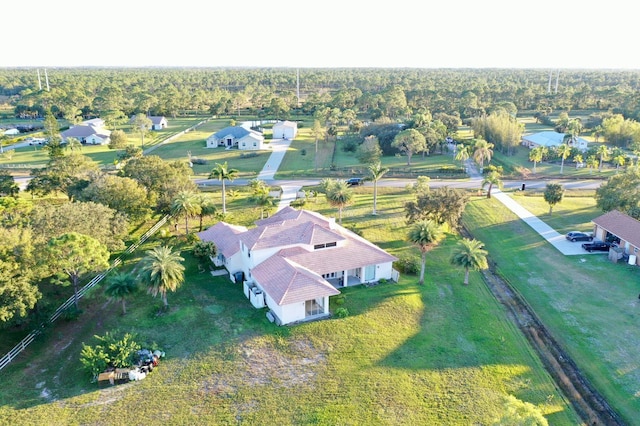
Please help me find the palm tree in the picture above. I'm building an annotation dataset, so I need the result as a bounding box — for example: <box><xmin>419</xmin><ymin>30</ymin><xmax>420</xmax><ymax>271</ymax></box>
<box><xmin>104</xmin><ymin>272</ymin><xmax>138</xmax><ymax>315</ymax></box>
<box><xmin>368</xmin><ymin>161</ymin><xmax>389</xmax><ymax>215</ymax></box>
<box><xmin>528</xmin><ymin>146</ymin><xmax>546</xmax><ymax>174</ymax></box>
<box><xmin>249</xmin><ymin>179</ymin><xmax>276</xmax><ymax>219</ymax></box>
<box><xmin>450</xmin><ymin>238</ymin><xmax>489</xmax><ymax>285</ymax></box>
<box><xmin>170</xmin><ymin>190</ymin><xmax>201</xmax><ymax>235</ymax></box>
<box><xmin>597</xmin><ymin>144</ymin><xmax>610</xmax><ymax>171</ymax></box>
<box><xmin>195</xmin><ymin>193</ymin><xmax>218</xmax><ymax>231</ymax></box>
<box><xmin>556</xmin><ymin>143</ymin><xmax>572</xmax><ymax>174</ymax></box>
<box><xmin>612</xmin><ymin>154</ymin><xmax>626</xmax><ymax>173</ymax></box>
<box><xmin>481</xmin><ymin>170</ymin><xmax>502</xmax><ymax>198</ymax></box>
<box><xmin>138</xmin><ymin>246</ymin><xmax>185</xmax><ymax>308</ymax></box>
<box><xmin>208</xmin><ymin>162</ymin><xmax>238</xmax><ymax>214</ymax></box>
<box><xmin>454</xmin><ymin>144</ymin><xmax>469</xmax><ymax>169</ymax></box>
<box><xmin>325</xmin><ymin>179</ymin><xmax>353</xmax><ymax>225</ymax></box>
<box><xmin>472</xmin><ymin>139</ymin><xmax>494</xmax><ymax>169</ymax></box>
<box><xmin>407</xmin><ymin>219</ymin><xmax>442</xmax><ymax>285</ymax></box>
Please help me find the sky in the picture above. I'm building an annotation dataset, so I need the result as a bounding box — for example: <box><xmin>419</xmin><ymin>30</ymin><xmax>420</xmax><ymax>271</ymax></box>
<box><xmin>2</xmin><ymin>0</ymin><xmax>638</xmax><ymax>70</ymax></box>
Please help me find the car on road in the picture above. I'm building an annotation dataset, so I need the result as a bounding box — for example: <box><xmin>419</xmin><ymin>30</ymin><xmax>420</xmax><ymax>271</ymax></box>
<box><xmin>346</xmin><ymin>177</ymin><xmax>364</xmax><ymax>186</ymax></box>
<box><xmin>581</xmin><ymin>241</ymin><xmax>611</xmax><ymax>252</ymax></box>
<box><xmin>565</xmin><ymin>231</ymin><xmax>593</xmax><ymax>242</ymax></box>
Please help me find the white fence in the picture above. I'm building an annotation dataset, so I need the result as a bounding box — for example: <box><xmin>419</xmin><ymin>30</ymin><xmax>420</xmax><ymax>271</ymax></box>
<box><xmin>0</xmin><ymin>214</ymin><xmax>170</xmax><ymax>372</ymax></box>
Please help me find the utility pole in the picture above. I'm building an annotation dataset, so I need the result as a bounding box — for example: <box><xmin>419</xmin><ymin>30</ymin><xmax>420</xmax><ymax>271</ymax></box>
<box><xmin>37</xmin><ymin>69</ymin><xmax>42</xmax><ymax>90</ymax></box>
<box><xmin>296</xmin><ymin>68</ymin><xmax>300</xmax><ymax>107</ymax></box>
<box><xmin>554</xmin><ymin>70</ymin><xmax>559</xmax><ymax>94</ymax></box>
<box><xmin>44</xmin><ymin>69</ymin><xmax>50</xmax><ymax>91</ymax></box>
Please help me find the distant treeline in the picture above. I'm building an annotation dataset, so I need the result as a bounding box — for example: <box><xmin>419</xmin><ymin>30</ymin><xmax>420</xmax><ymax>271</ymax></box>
<box><xmin>0</xmin><ymin>67</ymin><xmax>639</xmax><ymax>123</ymax></box>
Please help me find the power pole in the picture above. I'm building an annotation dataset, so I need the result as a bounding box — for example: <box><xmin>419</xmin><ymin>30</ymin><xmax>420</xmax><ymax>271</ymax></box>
<box><xmin>554</xmin><ymin>70</ymin><xmax>559</xmax><ymax>94</ymax></box>
<box><xmin>547</xmin><ymin>70</ymin><xmax>552</xmax><ymax>94</ymax></box>
<box><xmin>296</xmin><ymin>68</ymin><xmax>300</xmax><ymax>107</ymax></box>
<box><xmin>37</xmin><ymin>69</ymin><xmax>42</xmax><ymax>90</ymax></box>
<box><xmin>44</xmin><ymin>69</ymin><xmax>50</xmax><ymax>91</ymax></box>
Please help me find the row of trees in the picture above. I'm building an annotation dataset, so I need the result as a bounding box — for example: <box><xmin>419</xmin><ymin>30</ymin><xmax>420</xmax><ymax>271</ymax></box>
<box><xmin>4</xmin><ymin>68</ymin><xmax>640</xmax><ymax>126</ymax></box>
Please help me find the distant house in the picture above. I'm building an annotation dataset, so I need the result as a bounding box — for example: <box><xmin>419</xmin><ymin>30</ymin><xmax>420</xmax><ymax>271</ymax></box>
<box><xmin>61</xmin><ymin>119</ymin><xmax>111</xmax><ymax>145</ymax></box>
<box><xmin>272</xmin><ymin>120</ymin><xmax>298</xmax><ymax>139</ymax></box>
<box><xmin>206</xmin><ymin>126</ymin><xmax>265</xmax><ymax>150</ymax></box>
<box><xmin>521</xmin><ymin>131</ymin><xmax>588</xmax><ymax>152</ymax></box>
<box><xmin>3</xmin><ymin>128</ymin><xmax>19</xmax><ymax>136</ymax></box>
<box><xmin>197</xmin><ymin>207</ymin><xmax>399</xmax><ymax>325</ymax></box>
<box><xmin>592</xmin><ymin>210</ymin><xmax>640</xmax><ymax>266</ymax></box>
<box><xmin>149</xmin><ymin>116</ymin><xmax>168</xmax><ymax>130</ymax></box>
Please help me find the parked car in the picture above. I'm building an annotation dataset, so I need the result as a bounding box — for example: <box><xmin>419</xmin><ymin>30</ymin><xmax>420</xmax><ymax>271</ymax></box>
<box><xmin>346</xmin><ymin>177</ymin><xmax>364</xmax><ymax>186</ymax></box>
<box><xmin>565</xmin><ymin>231</ymin><xmax>593</xmax><ymax>242</ymax></box>
<box><xmin>581</xmin><ymin>241</ymin><xmax>611</xmax><ymax>252</ymax></box>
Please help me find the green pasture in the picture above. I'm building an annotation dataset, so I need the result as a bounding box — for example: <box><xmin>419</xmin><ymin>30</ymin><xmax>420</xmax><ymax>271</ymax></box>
<box><xmin>0</xmin><ymin>187</ymin><xmax>581</xmax><ymax>425</ymax></box>
<box><xmin>463</xmin><ymin>196</ymin><xmax>640</xmax><ymax>425</ymax></box>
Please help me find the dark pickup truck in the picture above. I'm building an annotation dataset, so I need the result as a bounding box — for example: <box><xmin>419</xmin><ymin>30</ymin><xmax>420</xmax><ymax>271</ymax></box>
<box><xmin>581</xmin><ymin>241</ymin><xmax>611</xmax><ymax>252</ymax></box>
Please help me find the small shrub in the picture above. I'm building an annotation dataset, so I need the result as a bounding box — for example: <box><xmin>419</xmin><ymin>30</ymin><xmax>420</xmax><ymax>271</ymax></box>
<box><xmin>378</xmin><ymin>278</ymin><xmax>388</xmax><ymax>285</ymax></box>
<box><xmin>290</xmin><ymin>198</ymin><xmax>306</xmax><ymax>207</ymax></box>
<box><xmin>334</xmin><ymin>295</ymin><xmax>347</xmax><ymax>305</ymax></box>
<box><xmin>301</xmin><ymin>148</ymin><xmax>307</xmax><ymax>156</ymax></box>
<box><xmin>335</xmin><ymin>307</ymin><xmax>349</xmax><ymax>318</ymax></box>
<box><xmin>190</xmin><ymin>157</ymin><xmax>209</xmax><ymax>165</ymax></box>
<box><xmin>394</xmin><ymin>256</ymin><xmax>420</xmax><ymax>275</ymax></box>
<box><xmin>62</xmin><ymin>306</ymin><xmax>82</xmax><ymax>321</ymax></box>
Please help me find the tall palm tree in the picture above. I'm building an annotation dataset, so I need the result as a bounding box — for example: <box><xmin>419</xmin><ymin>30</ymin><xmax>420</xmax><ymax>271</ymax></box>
<box><xmin>195</xmin><ymin>193</ymin><xmax>218</xmax><ymax>231</ymax></box>
<box><xmin>407</xmin><ymin>219</ymin><xmax>442</xmax><ymax>285</ymax></box>
<box><xmin>208</xmin><ymin>162</ymin><xmax>238</xmax><ymax>214</ymax></box>
<box><xmin>556</xmin><ymin>143</ymin><xmax>572</xmax><ymax>174</ymax></box>
<box><xmin>528</xmin><ymin>146</ymin><xmax>546</xmax><ymax>174</ymax></box>
<box><xmin>368</xmin><ymin>161</ymin><xmax>389</xmax><ymax>215</ymax></box>
<box><xmin>326</xmin><ymin>179</ymin><xmax>353</xmax><ymax>225</ymax></box>
<box><xmin>104</xmin><ymin>272</ymin><xmax>138</xmax><ymax>315</ymax></box>
<box><xmin>249</xmin><ymin>179</ymin><xmax>276</xmax><ymax>219</ymax></box>
<box><xmin>139</xmin><ymin>246</ymin><xmax>185</xmax><ymax>308</ymax></box>
<box><xmin>597</xmin><ymin>144</ymin><xmax>610</xmax><ymax>171</ymax></box>
<box><xmin>454</xmin><ymin>144</ymin><xmax>469</xmax><ymax>168</ymax></box>
<box><xmin>170</xmin><ymin>190</ymin><xmax>201</xmax><ymax>235</ymax></box>
<box><xmin>481</xmin><ymin>171</ymin><xmax>502</xmax><ymax>198</ymax></box>
<box><xmin>472</xmin><ymin>139</ymin><xmax>494</xmax><ymax>169</ymax></box>
<box><xmin>450</xmin><ymin>238</ymin><xmax>488</xmax><ymax>285</ymax></box>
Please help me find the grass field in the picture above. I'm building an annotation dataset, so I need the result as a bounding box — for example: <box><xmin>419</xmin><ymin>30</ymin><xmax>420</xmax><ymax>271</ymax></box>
<box><xmin>0</xmin><ymin>188</ymin><xmax>582</xmax><ymax>425</ymax></box>
<box><xmin>463</xmin><ymin>196</ymin><xmax>640</xmax><ymax>424</ymax></box>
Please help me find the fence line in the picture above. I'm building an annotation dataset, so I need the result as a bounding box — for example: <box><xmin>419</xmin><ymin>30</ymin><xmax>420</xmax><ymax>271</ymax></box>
<box><xmin>0</xmin><ymin>214</ymin><xmax>170</xmax><ymax>372</ymax></box>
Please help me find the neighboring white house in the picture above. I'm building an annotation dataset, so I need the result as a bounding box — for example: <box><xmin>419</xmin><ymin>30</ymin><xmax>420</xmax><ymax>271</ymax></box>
<box><xmin>3</xmin><ymin>128</ymin><xmax>20</xmax><ymax>136</ymax></box>
<box><xmin>206</xmin><ymin>126</ymin><xmax>265</xmax><ymax>150</ymax></box>
<box><xmin>521</xmin><ymin>131</ymin><xmax>589</xmax><ymax>152</ymax></box>
<box><xmin>272</xmin><ymin>120</ymin><xmax>298</xmax><ymax>139</ymax></box>
<box><xmin>61</xmin><ymin>119</ymin><xmax>111</xmax><ymax>145</ymax></box>
<box><xmin>149</xmin><ymin>116</ymin><xmax>168</xmax><ymax>130</ymax></box>
<box><xmin>197</xmin><ymin>207</ymin><xmax>399</xmax><ymax>325</ymax></box>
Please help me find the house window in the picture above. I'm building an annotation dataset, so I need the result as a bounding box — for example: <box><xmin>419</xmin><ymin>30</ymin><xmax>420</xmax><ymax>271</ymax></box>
<box><xmin>253</xmin><ymin>141</ymin><xmax>257</xmax><ymax>147</ymax></box>
<box><xmin>314</xmin><ymin>242</ymin><xmax>337</xmax><ymax>250</ymax></box>
<box><xmin>241</xmin><ymin>142</ymin><xmax>245</xmax><ymax>147</ymax></box>
<box><xmin>305</xmin><ymin>299</ymin><xmax>324</xmax><ymax>316</ymax></box>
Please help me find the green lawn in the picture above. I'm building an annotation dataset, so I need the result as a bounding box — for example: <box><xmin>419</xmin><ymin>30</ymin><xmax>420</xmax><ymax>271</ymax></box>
<box><xmin>0</xmin><ymin>188</ymin><xmax>580</xmax><ymax>425</ymax></box>
<box><xmin>463</xmin><ymin>196</ymin><xmax>640</xmax><ymax>424</ymax></box>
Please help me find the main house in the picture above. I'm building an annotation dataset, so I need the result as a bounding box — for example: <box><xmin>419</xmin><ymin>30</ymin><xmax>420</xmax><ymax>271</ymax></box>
<box><xmin>591</xmin><ymin>210</ymin><xmax>640</xmax><ymax>266</ymax></box>
<box><xmin>61</xmin><ymin>118</ymin><xmax>111</xmax><ymax>145</ymax></box>
<box><xmin>197</xmin><ymin>207</ymin><xmax>399</xmax><ymax>325</ymax></box>
<box><xmin>206</xmin><ymin>126</ymin><xmax>264</xmax><ymax>150</ymax></box>
<box><xmin>521</xmin><ymin>131</ymin><xmax>589</xmax><ymax>152</ymax></box>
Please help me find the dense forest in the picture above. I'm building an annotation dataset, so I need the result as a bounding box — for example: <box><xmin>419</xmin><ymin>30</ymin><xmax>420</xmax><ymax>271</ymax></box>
<box><xmin>1</xmin><ymin>68</ymin><xmax>640</xmax><ymax>124</ymax></box>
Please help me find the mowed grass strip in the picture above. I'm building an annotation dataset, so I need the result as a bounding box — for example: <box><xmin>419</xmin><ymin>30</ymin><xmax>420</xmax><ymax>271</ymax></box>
<box><xmin>463</xmin><ymin>195</ymin><xmax>640</xmax><ymax>424</ymax></box>
<box><xmin>0</xmin><ymin>188</ymin><xmax>579</xmax><ymax>425</ymax></box>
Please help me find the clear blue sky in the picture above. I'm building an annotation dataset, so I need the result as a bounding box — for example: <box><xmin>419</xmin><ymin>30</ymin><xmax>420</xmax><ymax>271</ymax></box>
<box><xmin>2</xmin><ymin>0</ymin><xmax>637</xmax><ymax>70</ymax></box>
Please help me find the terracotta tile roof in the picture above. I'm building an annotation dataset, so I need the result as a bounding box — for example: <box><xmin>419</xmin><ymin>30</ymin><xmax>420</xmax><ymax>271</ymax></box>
<box><xmin>252</xmin><ymin>255</ymin><xmax>340</xmax><ymax>305</ymax></box>
<box><xmin>592</xmin><ymin>210</ymin><xmax>640</xmax><ymax>248</ymax></box>
<box><xmin>197</xmin><ymin>222</ymin><xmax>247</xmax><ymax>258</ymax></box>
<box><xmin>240</xmin><ymin>220</ymin><xmax>345</xmax><ymax>250</ymax></box>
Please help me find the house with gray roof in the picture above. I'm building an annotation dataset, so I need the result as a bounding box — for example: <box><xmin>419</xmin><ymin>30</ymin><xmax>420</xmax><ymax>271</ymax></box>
<box><xmin>521</xmin><ymin>131</ymin><xmax>589</xmax><ymax>152</ymax></box>
<box><xmin>206</xmin><ymin>126</ymin><xmax>265</xmax><ymax>150</ymax></box>
<box><xmin>197</xmin><ymin>207</ymin><xmax>398</xmax><ymax>325</ymax></box>
<box><xmin>61</xmin><ymin>120</ymin><xmax>111</xmax><ymax>145</ymax></box>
